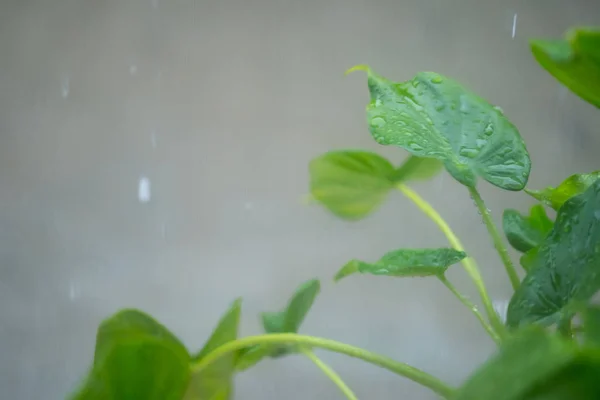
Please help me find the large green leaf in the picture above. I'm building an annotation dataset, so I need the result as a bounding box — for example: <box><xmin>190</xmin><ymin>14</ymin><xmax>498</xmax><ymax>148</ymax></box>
<box><xmin>185</xmin><ymin>299</ymin><xmax>241</xmax><ymax>400</ymax></box>
<box><xmin>506</xmin><ymin>179</ymin><xmax>600</xmax><ymax>328</ymax></box>
<box><xmin>531</xmin><ymin>27</ymin><xmax>600</xmax><ymax>108</ymax></box>
<box><xmin>334</xmin><ymin>248</ymin><xmax>466</xmax><ymax>281</ymax></box>
<box><xmin>525</xmin><ymin>171</ymin><xmax>600</xmax><ymax>211</ymax></box>
<box><xmin>308</xmin><ymin>151</ymin><xmax>441</xmax><ymax>220</ymax></box>
<box><xmin>502</xmin><ymin>205</ymin><xmax>554</xmax><ymax>253</ymax></box>
<box><xmin>71</xmin><ymin>309</ymin><xmax>191</xmax><ymax>400</ymax></box>
<box><xmin>454</xmin><ymin>327</ymin><xmax>580</xmax><ymax>400</ymax></box>
<box><xmin>349</xmin><ymin>65</ymin><xmax>531</xmax><ymax>190</ymax></box>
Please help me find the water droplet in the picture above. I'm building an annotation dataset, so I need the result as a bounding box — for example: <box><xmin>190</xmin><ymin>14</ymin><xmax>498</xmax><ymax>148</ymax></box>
<box><xmin>493</xmin><ymin>105</ymin><xmax>504</xmax><ymax>114</ymax></box>
<box><xmin>408</xmin><ymin>142</ymin><xmax>424</xmax><ymax>152</ymax></box>
<box><xmin>511</xmin><ymin>13</ymin><xmax>518</xmax><ymax>39</ymax></box>
<box><xmin>431</xmin><ymin>76</ymin><xmax>443</xmax><ymax>84</ymax></box>
<box><xmin>371</xmin><ymin>117</ymin><xmax>386</xmax><ymax>128</ymax></box>
<box><xmin>61</xmin><ymin>76</ymin><xmax>70</xmax><ymax>98</ymax></box>
<box><xmin>138</xmin><ymin>176</ymin><xmax>151</xmax><ymax>203</ymax></box>
<box><xmin>484</xmin><ymin>124</ymin><xmax>494</xmax><ymax>136</ymax></box>
<box><xmin>459</xmin><ymin>146</ymin><xmax>478</xmax><ymax>159</ymax></box>
<box><xmin>459</xmin><ymin>98</ymin><xmax>470</xmax><ymax>114</ymax></box>
<box><xmin>475</xmin><ymin>138</ymin><xmax>487</xmax><ymax>148</ymax></box>
<box><xmin>375</xmin><ymin>136</ymin><xmax>385</xmax><ymax>144</ymax></box>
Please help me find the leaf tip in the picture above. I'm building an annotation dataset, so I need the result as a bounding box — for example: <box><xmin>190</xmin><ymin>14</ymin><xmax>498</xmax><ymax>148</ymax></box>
<box><xmin>334</xmin><ymin>260</ymin><xmax>360</xmax><ymax>282</ymax></box>
<box><xmin>345</xmin><ymin>64</ymin><xmax>370</xmax><ymax>76</ymax></box>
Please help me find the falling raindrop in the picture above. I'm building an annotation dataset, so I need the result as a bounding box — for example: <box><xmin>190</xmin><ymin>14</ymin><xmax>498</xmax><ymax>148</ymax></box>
<box><xmin>138</xmin><ymin>176</ymin><xmax>151</xmax><ymax>203</ymax></box>
<box><xmin>511</xmin><ymin>13</ymin><xmax>518</xmax><ymax>39</ymax></box>
<box><xmin>150</xmin><ymin>130</ymin><xmax>157</xmax><ymax>148</ymax></box>
<box><xmin>61</xmin><ymin>76</ymin><xmax>70</xmax><ymax>98</ymax></box>
<box><xmin>68</xmin><ymin>281</ymin><xmax>79</xmax><ymax>301</ymax></box>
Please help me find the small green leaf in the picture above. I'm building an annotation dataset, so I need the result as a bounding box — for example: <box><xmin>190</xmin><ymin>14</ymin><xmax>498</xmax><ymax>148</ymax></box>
<box><xmin>308</xmin><ymin>150</ymin><xmax>395</xmax><ymax>220</ymax></box>
<box><xmin>334</xmin><ymin>248</ymin><xmax>466</xmax><ymax>281</ymax></box>
<box><xmin>71</xmin><ymin>310</ymin><xmax>190</xmax><ymax>400</ymax></box>
<box><xmin>506</xmin><ymin>179</ymin><xmax>600</xmax><ymax>328</ymax></box>
<box><xmin>350</xmin><ymin>65</ymin><xmax>531</xmax><ymax>190</ymax></box>
<box><xmin>502</xmin><ymin>205</ymin><xmax>554</xmax><ymax>253</ymax></box>
<box><xmin>454</xmin><ymin>327</ymin><xmax>577</xmax><ymax>400</ymax></box>
<box><xmin>185</xmin><ymin>299</ymin><xmax>241</xmax><ymax>400</ymax></box>
<box><xmin>391</xmin><ymin>155</ymin><xmax>444</xmax><ymax>182</ymax></box>
<box><xmin>531</xmin><ymin>27</ymin><xmax>600</xmax><ymax>108</ymax></box>
<box><xmin>525</xmin><ymin>171</ymin><xmax>600</xmax><ymax>211</ymax></box>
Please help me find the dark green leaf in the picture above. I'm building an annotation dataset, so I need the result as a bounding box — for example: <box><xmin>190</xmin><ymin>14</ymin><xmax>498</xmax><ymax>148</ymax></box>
<box><xmin>531</xmin><ymin>27</ymin><xmax>600</xmax><ymax>108</ymax></box>
<box><xmin>390</xmin><ymin>155</ymin><xmax>444</xmax><ymax>182</ymax></box>
<box><xmin>506</xmin><ymin>179</ymin><xmax>600</xmax><ymax>328</ymax></box>
<box><xmin>308</xmin><ymin>150</ymin><xmax>395</xmax><ymax>220</ymax></box>
<box><xmin>348</xmin><ymin>65</ymin><xmax>531</xmax><ymax>190</ymax></box>
<box><xmin>502</xmin><ymin>205</ymin><xmax>554</xmax><ymax>253</ymax></box>
<box><xmin>581</xmin><ymin>306</ymin><xmax>600</xmax><ymax>347</ymax></box>
<box><xmin>525</xmin><ymin>171</ymin><xmax>600</xmax><ymax>211</ymax></box>
<box><xmin>454</xmin><ymin>327</ymin><xmax>577</xmax><ymax>400</ymax></box>
<box><xmin>334</xmin><ymin>248</ymin><xmax>466</xmax><ymax>281</ymax></box>
<box><xmin>71</xmin><ymin>310</ymin><xmax>190</xmax><ymax>400</ymax></box>
<box><xmin>185</xmin><ymin>299</ymin><xmax>241</xmax><ymax>400</ymax></box>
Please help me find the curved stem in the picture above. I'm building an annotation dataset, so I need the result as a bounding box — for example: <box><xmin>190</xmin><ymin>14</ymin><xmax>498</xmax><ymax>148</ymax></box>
<box><xmin>437</xmin><ymin>275</ymin><xmax>500</xmax><ymax>343</ymax></box>
<box><xmin>467</xmin><ymin>186</ymin><xmax>520</xmax><ymax>291</ymax></box>
<box><xmin>397</xmin><ymin>184</ymin><xmax>506</xmax><ymax>338</ymax></box>
<box><xmin>190</xmin><ymin>333</ymin><xmax>456</xmax><ymax>399</ymax></box>
<box><xmin>301</xmin><ymin>348</ymin><xmax>359</xmax><ymax>400</ymax></box>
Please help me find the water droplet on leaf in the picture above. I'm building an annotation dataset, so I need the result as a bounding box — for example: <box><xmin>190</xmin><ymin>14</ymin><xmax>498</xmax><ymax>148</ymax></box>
<box><xmin>371</xmin><ymin>117</ymin><xmax>386</xmax><ymax>128</ymax></box>
<box><xmin>459</xmin><ymin>147</ymin><xmax>478</xmax><ymax>159</ymax></box>
<box><xmin>431</xmin><ymin>76</ymin><xmax>443</xmax><ymax>84</ymax></box>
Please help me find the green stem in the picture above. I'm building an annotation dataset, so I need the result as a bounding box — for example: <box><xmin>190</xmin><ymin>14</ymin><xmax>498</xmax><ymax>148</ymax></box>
<box><xmin>301</xmin><ymin>348</ymin><xmax>359</xmax><ymax>400</ymax></box>
<box><xmin>397</xmin><ymin>184</ymin><xmax>506</xmax><ymax>338</ymax></box>
<box><xmin>437</xmin><ymin>275</ymin><xmax>500</xmax><ymax>344</ymax></box>
<box><xmin>467</xmin><ymin>186</ymin><xmax>520</xmax><ymax>291</ymax></box>
<box><xmin>190</xmin><ymin>333</ymin><xmax>456</xmax><ymax>399</ymax></box>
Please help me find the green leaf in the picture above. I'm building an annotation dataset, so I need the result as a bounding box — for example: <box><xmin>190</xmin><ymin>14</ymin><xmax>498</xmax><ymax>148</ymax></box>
<box><xmin>308</xmin><ymin>150</ymin><xmax>395</xmax><ymax>220</ymax></box>
<box><xmin>334</xmin><ymin>248</ymin><xmax>466</xmax><ymax>281</ymax></box>
<box><xmin>531</xmin><ymin>27</ymin><xmax>600</xmax><ymax>108</ymax></box>
<box><xmin>349</xmin><ymin>65</ymin><xmax>531</xmax><ymax>190</ymax></box>
<box><xmin>391</xmin><ymin>155</ymin><xmax>444</xmax><ymax>182</ymax></box>
<box><xmin>502</xmin><ymin>205</ymin><xmax>554</xmax><ymax>253</ymax></box>
<box><xmin>71</xmin><ymin>309</ymin><xmax>190</xmax><ymax>400</ymax></box>
<box><xmin>185</xmin><ymin>299</ymin><xmax>241</xmax><ymax>400</ymax></box>
<box><xmin>506</xmin><ymin>179</ymin><xmax>600</xmax><ymax>328</ymax></box>
<box><xmin>525</xmin><ymin>171</ymin><xmax>600</xmax><ymax>211</ymax></box>
<box><xmin>454</xmin><ymin>327</ymin><xmax>577</xmax><ymax>400</ymax></box>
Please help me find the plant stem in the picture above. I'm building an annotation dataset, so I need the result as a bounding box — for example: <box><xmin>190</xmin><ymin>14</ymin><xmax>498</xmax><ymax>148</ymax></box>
<box><xmin>190</xmin><ymin>333</ymin><xmax>456</xmax><ymax>399</ymax></box>
<box><xmin>437</xmin><ymin>275</ymin><xmax>500</xmax><ymax>344</ymax></box>
<box><xmin>397</xmin><ymin>184</ymin><xmax>505</xmax><ymax>338</ymax></box>
<box><xmin>467</xmin><ymin>186</ymin><xmax>520</xmax><ymax>291</ymax></box>
<box><xmin>301</xmin><ymin>348</ymin><xmax>359</xmax><ymax>400</ymax></box>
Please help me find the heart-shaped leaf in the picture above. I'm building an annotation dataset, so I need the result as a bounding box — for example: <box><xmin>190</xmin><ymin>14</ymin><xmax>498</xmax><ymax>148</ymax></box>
<box><xmin>502</xmin><ymin>205</ymin><xmax>554</xmax><ymax>253</ymax></box>
<box><xmin>454</xmin><ymin>327</ymin><xmax>579</xmax><ymax>400</ymax></box>
<box><xmin>71</xmin><ymin>310</ymin><xmax>191</xmax><ymax>400</ymax></box>
<box><xmin>531</xmin><ymin>27</ymin><xmax>600</xmax><ymax>108</ymax></box>
<box><xmin>185</xmin><ymin>299</ymin><xmax>241</xmax><ymax>400</ymax></box>
<box><xmin>525</xmin><ymin>171</ymin><xmax>600</xmax><ymax>211</ymax></box>
<box><xmin>349</xmin><ymin>65</ymin><xmax>531</xmax><ymax>190</ymax></box>
<box><xmin>506</xmin><ymin>179</ymin><xmax>600</xmax><ymax>328</ymax></box>
<box><xmin>334</xmin><ymin>248</ymin><xmax>466</xmax><ymax>281</ymax></box>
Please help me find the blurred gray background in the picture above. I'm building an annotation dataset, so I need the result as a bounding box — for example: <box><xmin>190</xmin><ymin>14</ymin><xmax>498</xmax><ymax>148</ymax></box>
<box><xmin>1</xmin><ymin>0</ymin><xmax>599</xmax><ymax>399</ymax></box>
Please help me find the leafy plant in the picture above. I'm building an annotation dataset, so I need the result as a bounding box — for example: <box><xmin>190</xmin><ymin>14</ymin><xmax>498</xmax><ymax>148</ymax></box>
<box><xmin>68</xmin><ymin>26</ymin><xmax>600</xmax><ymax>399</ymax></box>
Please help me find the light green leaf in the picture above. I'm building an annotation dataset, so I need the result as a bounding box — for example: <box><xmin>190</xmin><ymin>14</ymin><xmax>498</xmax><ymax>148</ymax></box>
<box><xmin>71</xmin><ymin>310</ymin><xmax>190</xmax><ymax>400</ymax></box>
<box><xmin>334</xmin><ymin>248</ymin><xmax>466</xmax><ymax>281</ymax></box>
<box><xmin>308</xmin><ymin>150</ymin><xmax>395</xmax><ymax>220</ymax></box>
<box><xmin>454</xmin><ymin>327</ymin><xmax>578</xmax><ymax>400</ymax></box>
<box><xmin>349</xmin><ymin>65</ymin><xmax>531</xmax><ymax>190</ymax></box>
<box><xmin>185</xmin><ymin>299</ymin><xmax>241</xmax><ymax>400</ymax></box>
<box><xmin>502</xmin><ymin>205</ymin><xmax>554</xmax><ymax>253</ymax></box>
<box><xmin>525</xmin><ymin>171</ymin><xmax>600</xmax><ymax>211</ymax></box>
<box><xmin>391</xmin><ymin>155</ymin><xmax>444</xmax><ymax>182</ymax></box>
<box><xmin>506</xmin><ymin>179</ymin><xmax>600</xmax><ymax>328</ymax></box>
<box><xmin>531</xmin><ymin>27</ymin><xmax>600</xmax><ymax>108</ymax></box>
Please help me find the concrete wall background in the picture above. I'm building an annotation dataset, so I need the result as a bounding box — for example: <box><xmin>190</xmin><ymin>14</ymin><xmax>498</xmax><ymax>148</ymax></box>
<box><xmin>1</xmin><ymin>0</ymin><xmax>599</xmax><ymax>398</ymax></box>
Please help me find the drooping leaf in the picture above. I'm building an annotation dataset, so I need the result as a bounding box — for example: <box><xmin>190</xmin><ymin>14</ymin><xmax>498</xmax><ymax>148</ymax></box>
<box><xmin>308</xmin><ymin>150</ymin><xmax>395</xmax><ymax>220</ymax></box>
<box><xmin>185</xmin><ymin>299</ymin><xmax>241</xmax><ymax>400</ymax></box>
<box><xmin>349</xmin><ymin>65</ymin><xmax>531</xmax><ymax>190</ymax></box>
<box><xmin>334</xmin><ymin>248</ymin><xmax>466</xmax><ymax>281</ymax></box>
<box><xmin>525</xmin><ymin>171</ymin><xmax>600</xmax><ymax>211</ymax></box>
<box><xmin>454</xmin><ymin>327</ymin><xmax>577</xmax><ymax>400</ymax></box>
<box><xmin>506</xmin><ymin>179</ymin><xmax>600</xmax><ymax>328</ymax></box>
<box><xmin>531</xmin><ymin>27</ymin><xmax>600</xmax><ymax>108</ymax></box>
<box><xmin>502</xmin><ymin>205</ymin><xmax>554</xmax><ymax>253</ymax></box>
<box><xmin>71</xmin><ymin>309</ymin><xmax>191</xmax><ymax>400</ymax></box>
<box><xmin>390</xmin><ymin>155</ymin><xmax>444</xmax><ymax>182</ymax></box>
